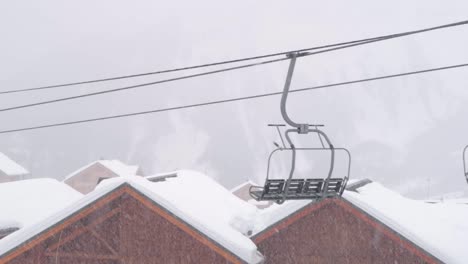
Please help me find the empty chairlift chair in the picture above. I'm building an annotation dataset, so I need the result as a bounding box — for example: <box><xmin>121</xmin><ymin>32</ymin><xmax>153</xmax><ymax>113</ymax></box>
<box><xmin>249</xmin><ymin>146</ymin><xmax>351</xmax><ymax>202</ymax></box>
<box><xmin>249</xmin><ymin>52</ymin><xmax>352</xmax><ymax>204</ymax></box>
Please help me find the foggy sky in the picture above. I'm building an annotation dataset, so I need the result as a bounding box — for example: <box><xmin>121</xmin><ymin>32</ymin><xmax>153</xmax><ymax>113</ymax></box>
<box><xmin>1</xmin><ymin>0</ymin><xmax>468</xmax><ymax>198</ymax></box>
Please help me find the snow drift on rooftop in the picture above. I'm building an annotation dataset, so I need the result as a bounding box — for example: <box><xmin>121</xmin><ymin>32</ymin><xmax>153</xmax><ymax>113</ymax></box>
<box><xmin>0</xmin><ymin>178</ymin><xmax>82</xmax><ymax>230</ymax></box>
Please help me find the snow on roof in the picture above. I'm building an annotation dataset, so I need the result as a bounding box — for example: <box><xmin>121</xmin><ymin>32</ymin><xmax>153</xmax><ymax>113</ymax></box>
<box><xmin>144</xmin><ymin>171</ymin><xmax>178</xmax><ymax>182</ymax></box>
<box><xmin>63</xmin><ymin>160</ymin><xmax>139</xmax><ymax>181</ymax></box>
<box><xmin>230</xmin><ymin>180</ymin><xmax>258</xmax><ymax>193</ymax></box>
<box><xmin>0</xmin><ymin>153</ymin><xmax>28</xmax><ymax>176</ymax></box>
<box><xmin>247</xmin><ymin>199</ymin><xmax>271</xmax><ymax>207</ymax></box>
<box><xmin>344</xmin><ymin>182</ymin><xmax>468</xmax><ymax>264</ymax></box>
<box><xmin>425</xmin><ymin>198</ymin><xmax>468</xmax><ymax>205</ymax></box>
<box><xmin>0</xmin><ymin>179</ymin><xmax>82</xmax><ymax>231</ymax></box>
<box><xmin>1</xmin><ymin>171</ymin><xmax>263</xmax><ymax>263</ymax></box>
<box><xmin>444</xmin><ymin>198</ymin><xmax>468</xmax><ymax>205</ymax></box>
<box><xmin>230</xmin><ymin>180</ymin><xmax>275</xmax><ymax>209</ymax></box>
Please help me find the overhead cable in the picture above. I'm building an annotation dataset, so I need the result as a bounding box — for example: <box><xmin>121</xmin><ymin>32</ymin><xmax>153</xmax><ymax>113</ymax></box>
<box><xmin>1</xmin><ymin>62</ymin><xmax>466</xmax><ymax>134</ymax></box>
<box><xmin>1</xmin><ymin>19</ymin><xmax>467</xmax><ymax>95</ymax></box>
<box><xmin>3</xmin><ymin>19</ymin><xmax>468</xmax><ymax>113</ymax></box>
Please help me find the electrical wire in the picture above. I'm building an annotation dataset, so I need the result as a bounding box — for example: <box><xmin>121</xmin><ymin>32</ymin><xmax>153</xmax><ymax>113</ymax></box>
<box><xmin>1</xmin><ymin>62</ymin><xmax>466</xmax><ymax>134</ymax></box>
<box><xmin>1</xmin><ymin>19</ymin><xmax>468</xmax><ymax>95</ymax></box>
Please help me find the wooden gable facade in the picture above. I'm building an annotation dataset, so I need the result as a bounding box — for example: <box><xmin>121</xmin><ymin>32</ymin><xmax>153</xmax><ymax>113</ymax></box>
<box><xmin>64</xmin><ymin>163</ymin><xmax>121</xmax><ymax>194</ymax></box>
<box><xmin>252</xmin><ymin>198</ymin><xmax>442</xmax><ymax>264</ymax></box>
<box><xmin>0</xmin><ymin>184</ymin><xmax>245</xmax><ymax>264</ymax></box>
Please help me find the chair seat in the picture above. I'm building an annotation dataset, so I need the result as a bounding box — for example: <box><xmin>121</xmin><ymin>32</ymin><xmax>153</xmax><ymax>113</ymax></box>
<box><xmin>249</xmin><ymin>178</ymin><xmax>344</xmax><ymax>202</ymax></box>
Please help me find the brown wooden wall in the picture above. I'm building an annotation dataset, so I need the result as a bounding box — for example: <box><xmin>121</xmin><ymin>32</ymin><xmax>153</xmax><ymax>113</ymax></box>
<box><xmin>1</xmin><ymin>186</ymin><xmax>241</xmax><ymax>264</ymax></box>
<box><xmin>253</xmin><ymin>199</ymin><xmax>441</xmax><ymax>264</ymax></box>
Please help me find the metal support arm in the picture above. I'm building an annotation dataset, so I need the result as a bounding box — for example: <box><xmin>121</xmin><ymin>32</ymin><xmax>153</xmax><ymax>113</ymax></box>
<box><xmin>280</xmin><ymin>53</ymin><xmax>301</xmax><ymax>129</ymax></box>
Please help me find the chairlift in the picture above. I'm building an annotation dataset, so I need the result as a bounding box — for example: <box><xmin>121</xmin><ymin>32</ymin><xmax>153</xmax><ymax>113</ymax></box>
<box><xmin>463</xmin><ymin>145</ymin><xmax>468</xmax><ymax>184</ymax></box>
<box><xmin>249</xmin><ymin>53</ymin><xmax>352</xmax><ymax>204</ymax></box>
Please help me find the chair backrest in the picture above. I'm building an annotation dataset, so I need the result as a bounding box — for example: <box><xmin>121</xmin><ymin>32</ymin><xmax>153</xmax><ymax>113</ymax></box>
<box><xmin>263</xmin><ymin>178</ymin><xmax>345</xmax><ymax>198</ymax></box>
<box><xmin>264</xmin><ymin>179</ymin><xmax>285</xmax><ymax>195</ymax></box>
<box><xmin>265</xmin><ymin>147</ymin><xmax>351</xmax><ymax>187</ymax></box>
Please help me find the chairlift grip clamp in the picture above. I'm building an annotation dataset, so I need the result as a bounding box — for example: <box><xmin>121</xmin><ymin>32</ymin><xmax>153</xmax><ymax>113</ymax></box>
<box><xmin>298</xmin><ymin>124</ymin><xmax>309</xmax><ymax>134</ymax></box>
<box><xmin>286</xmin><ymin>52</ymin><xmax>309</xmax><ymax>59</ymax></box>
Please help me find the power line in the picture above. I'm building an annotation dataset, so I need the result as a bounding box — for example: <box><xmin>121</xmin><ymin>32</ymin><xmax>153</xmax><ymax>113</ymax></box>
<box><xmin>2</xmin><ymin>18</ymin><xmax>468</xmax><ymax>95</ymax></box>
<box><xmin>3</xmin><ymin>18</ymin><xmax>468</xmax><ymax>113</ymax></box>
<box><xmin>1</xmin><ymin>62</ymin><xmax>466</xmax><ymax>134</ymax></box>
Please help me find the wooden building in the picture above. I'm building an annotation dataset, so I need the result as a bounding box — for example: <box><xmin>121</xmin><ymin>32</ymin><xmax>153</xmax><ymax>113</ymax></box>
<box><xmin>63</xmin><ymin>160</ymin><xmax>141</xmax><ymax>194</ymax></box>
<box><xmin>1</xmin><ymin>174</ymin><xmax>466</xmax><ymax>264</ymax></box>
<box><xmin>0</xmin><ymin>172</ymin><xmax>263</xmax><ymax>264</ymax></box>
<box><xmin>252</xmin><ymin>198</ymin><xmax>441</xmax><ymax>263</ymax></box>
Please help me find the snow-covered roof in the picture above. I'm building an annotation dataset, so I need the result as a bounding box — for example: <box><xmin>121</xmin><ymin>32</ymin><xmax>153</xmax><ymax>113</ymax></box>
<box><xmin>63</xmin><ymin>160</ymin><xmax>139</xmax><ymax>181</ymax></box>
<box><xmin>230</xmin><ymin>180</ymin><xmax>258</xmax><ymax>193</ymax></box>
<box><xmin>251</xmin><ymin>181</ymin><xmax>468</xmax><ymax>264</ymax></box>
<box><xmin>0</xmin><ymin>179</ymin><xmax>82</xmax><ymax>230</ymax></box>
<box><xmin>0</xmin><ymin>153</ymin><xmax>28</xmax><ymax>177</ymax></box>
<box><xmin>344</xmin><ymin>183</ymin><xmax>468</xmax><ymax>264</ymax></box>
<box><xmin>1</xmin><ymin>171</ymin><xmax>263</xmax><ymax>264</ymax></box>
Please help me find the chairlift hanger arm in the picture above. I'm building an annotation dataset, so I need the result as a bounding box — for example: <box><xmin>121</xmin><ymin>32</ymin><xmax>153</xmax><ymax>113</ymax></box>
<box><xmin>280</xmin><ymin>53</ymin><xmax>325</xmax><ymax>133</ymax></box>
<box><xmin>280</xmin><ymin>53</ymin><xmax>301</xmax><ymax>128</ymax></box>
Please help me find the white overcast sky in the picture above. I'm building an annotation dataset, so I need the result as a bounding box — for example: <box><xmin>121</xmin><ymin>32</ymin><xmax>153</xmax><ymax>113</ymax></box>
<box><xmin>1</xmin><ymin>0</ymin><xmax>468</xmax><ymax>198</ymax></box>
